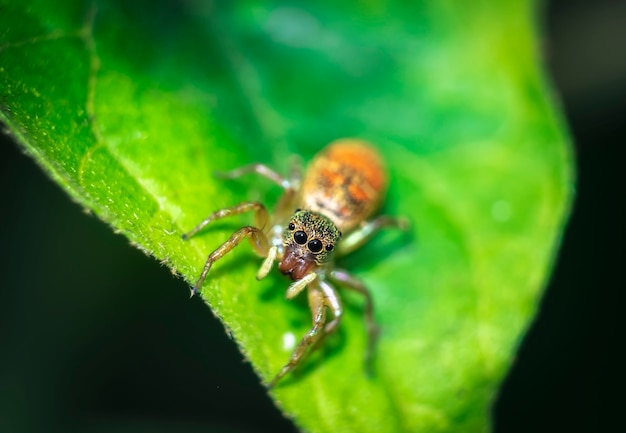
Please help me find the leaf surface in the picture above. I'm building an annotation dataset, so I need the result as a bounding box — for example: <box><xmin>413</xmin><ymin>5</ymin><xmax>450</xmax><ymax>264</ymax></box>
<box><xmin>0</xmin><ymin>1</ymin><xmax>574</xmax><ymax>432</ymax></box>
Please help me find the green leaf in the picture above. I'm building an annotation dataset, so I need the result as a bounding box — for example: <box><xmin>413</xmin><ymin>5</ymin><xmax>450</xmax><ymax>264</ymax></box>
<box><xmin>0</xmin><ymin>0</ymin><xmax>574</xmax><ymax>432</ymax></box>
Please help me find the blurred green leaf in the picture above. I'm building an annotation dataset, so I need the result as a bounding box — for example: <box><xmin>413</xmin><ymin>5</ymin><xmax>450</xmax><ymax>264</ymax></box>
<box><xmin>0</xmin><ymin>0</ymin><xmax>573</xmax><ymax>432</ymax></box>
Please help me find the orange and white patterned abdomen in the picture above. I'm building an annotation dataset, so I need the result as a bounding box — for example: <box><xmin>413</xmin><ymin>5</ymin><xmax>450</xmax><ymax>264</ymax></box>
<box><xmin>302</xmin><ymin>138</ymin><xmax>387</xmax><ymax>233</ymax></box>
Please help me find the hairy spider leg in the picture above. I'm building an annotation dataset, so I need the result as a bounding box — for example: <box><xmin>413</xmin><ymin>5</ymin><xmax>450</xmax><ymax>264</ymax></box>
<box><xmin>181</xmin><ymin>201</ymin><xmax>269</xmax><ymax>241</ymax></box>
<box><xmin>318</xmin><ymin>279</ymin><xmax>343</xmax><ymax>335</ymax></box>
<box><xmin>329</xmin><ymin>269</ymin><xmax>379</xmax><ymax>374</ymax></box>
<box><xmin>303</xmin><ymin>279</ymin><xmax>344</xmax><ymax>359</ymax></box>
<box><xmin>337</xmin><ymin>215</ymin><xmax>409</xmax><ymax>256</ymax></box>
<box><xmin>215</xmin><ymin>162</ymin><xmax>303</xmax><ymax>227</ymax></box>
<box><xmin>216</xmin><ymin>163</ymin><xmax>292</xmax><ymax>189</ymax></box>
<box><xmin>191</xmin><ymin>226</ymin><xmax>270</xmax><ymax>295</ymax></box>
<box><xmin>269</xmin><ymin>280</ymin><xmax>341</xmax><ymax>388</ymax></box>
<box><xmin>181</xmin><ymin>202</ymin><xmax>271</xmax><ymax>295</ymax></box>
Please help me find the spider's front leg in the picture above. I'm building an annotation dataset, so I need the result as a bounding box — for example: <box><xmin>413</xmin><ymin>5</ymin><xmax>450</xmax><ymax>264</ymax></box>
<box><xmin>269</xmin><ymin>279</ymin><xmax>342</xmax><ymax>388</ymax></box>
<box><xmin>181</xmin><ymin>202</ymin><xmax>271</xmax><ymax>295</ymax></box>
<box><xmin>191</xmin><ymin>226</ymin><xmax>271</xmax><ymax>295</ymax></box>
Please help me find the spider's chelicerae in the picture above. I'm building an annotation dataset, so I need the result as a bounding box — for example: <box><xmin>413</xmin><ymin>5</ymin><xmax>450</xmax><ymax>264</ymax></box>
<box><xmin>182</xmin><ymin>138</ymin><xmax>407</xmax><ymax>387</ymax></box>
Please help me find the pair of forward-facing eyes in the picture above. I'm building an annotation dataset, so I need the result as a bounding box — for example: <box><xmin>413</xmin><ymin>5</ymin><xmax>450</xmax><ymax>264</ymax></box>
<box><xmin>286</xmin><ymin>221</ymin><xmax>334</xmax><ymax>253</ymax></box>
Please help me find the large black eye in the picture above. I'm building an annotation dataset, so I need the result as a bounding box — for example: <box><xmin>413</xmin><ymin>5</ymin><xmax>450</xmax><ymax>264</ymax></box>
<box><xmin>294</xmin><ymin>230</ymin><xmax>308</xmax><ymax>245</ymax></box>
<box><xmin>308</xmin><ymin>239</ymin><xmax>323</xmax><ymax>253</ymax></box>
<box><xmin>288</xmin><ymin>222</ymin><xmax>295</xmax><ymax>231</ymax></box>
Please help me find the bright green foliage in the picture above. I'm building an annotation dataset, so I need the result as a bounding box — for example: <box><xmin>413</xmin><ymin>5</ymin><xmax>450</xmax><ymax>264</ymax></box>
<box><xmin>0</xmin><ymin>1</ymin><xmax>573</xmax><ymax>432</ymax></box>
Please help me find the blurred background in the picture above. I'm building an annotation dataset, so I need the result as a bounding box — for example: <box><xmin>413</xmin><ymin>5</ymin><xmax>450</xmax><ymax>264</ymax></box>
<box><xmin>1</xmin><ymin>0</ymin><xmax>624</xmax><ymax>432</ymax></box>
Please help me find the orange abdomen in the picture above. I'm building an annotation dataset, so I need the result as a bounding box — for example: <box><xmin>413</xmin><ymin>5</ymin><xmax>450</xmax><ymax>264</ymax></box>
<box><xmin>302</xmin><ymin>139</ymin><xmax>387</xmax><ymax>233</ymax></box>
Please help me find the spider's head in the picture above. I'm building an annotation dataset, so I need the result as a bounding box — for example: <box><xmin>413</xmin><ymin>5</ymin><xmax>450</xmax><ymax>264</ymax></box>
<box><xmin>279</xmin><ymin>209</ymin><xmax>341</xmax><ymax>280</ymax></box>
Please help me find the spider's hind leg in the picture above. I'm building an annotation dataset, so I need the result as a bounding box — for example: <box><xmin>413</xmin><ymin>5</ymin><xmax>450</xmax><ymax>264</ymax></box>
<box><xmin>330</xmin><ymin>269</ymin><xmax>379</xmax><ymax>374</ymax></box>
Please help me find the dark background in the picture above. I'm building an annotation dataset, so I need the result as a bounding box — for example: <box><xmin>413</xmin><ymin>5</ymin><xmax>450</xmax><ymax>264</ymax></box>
<box><xmin>1</xmin><ymin>1</ymin><xmax>624</xmax><ymax>432</ymax></box>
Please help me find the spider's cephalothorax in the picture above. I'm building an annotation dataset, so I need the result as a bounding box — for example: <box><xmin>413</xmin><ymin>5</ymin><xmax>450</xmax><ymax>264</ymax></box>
<box><xmin>279</xmin><ymin>210</ymin><xmax>341</xmax><ymax>280</ymax></box>
<box><xmin>181</xmin><ymin>138</ymin><xmax>407</xmax><ymax>387</ymax></box>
